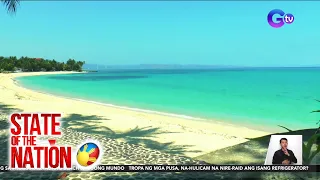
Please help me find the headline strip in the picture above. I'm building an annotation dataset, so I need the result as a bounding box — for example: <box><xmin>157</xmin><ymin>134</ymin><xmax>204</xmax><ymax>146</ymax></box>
<box><xmin>1</xmin><ymin>165</ymin><xmax>319</xmax><ymax>172</ymax></box>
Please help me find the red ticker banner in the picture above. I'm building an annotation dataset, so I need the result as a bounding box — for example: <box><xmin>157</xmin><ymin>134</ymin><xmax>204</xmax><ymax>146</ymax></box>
<box><xmin>1</xmin><ymin>165</ymin><xmax>319</xmax><ymax>172</ymax></box>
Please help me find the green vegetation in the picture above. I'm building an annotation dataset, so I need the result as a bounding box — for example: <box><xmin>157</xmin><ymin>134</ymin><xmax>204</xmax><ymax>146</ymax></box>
<box><xmin>302</xmin><ymin>133</ymin><xmax>320</xmax><ymax>164</ymax></box>
<box><xmin>279</xmin><ymin>100</ymin><xmax>320</xmax><ymax>165</ymax></box>
<box><xmin>0</xmin><ymin>56</ymin><xmax>85</xmax><ymax>72</ymax></box>
<box><xmin>1</xmin><ymin>0</ymin><xmax>19</xmax><ymax>14</ymax></box>
<box><xmin>302</xmin><ymin>101</ymin><xmax>320</xmax><ymax>164</ymax></box>
<box><xmin>311</xmin><ymin>99</ymin><xmax>320</xmax><ymax>133</ymax></box>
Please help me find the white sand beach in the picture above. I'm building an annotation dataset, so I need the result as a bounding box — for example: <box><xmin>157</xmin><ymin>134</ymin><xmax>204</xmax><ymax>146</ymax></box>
<box><xmin>0</xmin><ymin>72</ymin><xmax>271</xmax><ymax>157</ymax></box>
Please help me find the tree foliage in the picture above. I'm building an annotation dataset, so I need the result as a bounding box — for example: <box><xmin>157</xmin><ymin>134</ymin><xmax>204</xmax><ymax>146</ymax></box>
<box><xmin>1</xmin><ymin>0</ymin><xmax>19</xmax><ymax>14</ymax></box>
<box><xmin>0</xmin><ymin>56</ymin><xmax>85</xmax><ymax>72</ymax></box>
<box><xmin>311</xmin><ymin>100</ymin><xmax>320</xmax><ymax>132</ymax></box>
<box><xmin>279</xmin><ymin>100</ymin><xmax>320</xmax><ymax>165</ymax></box>
<box><xmin>302</xmin><ymin>100</ymin><xmax>320</xmax><ymax>165</ymax></box>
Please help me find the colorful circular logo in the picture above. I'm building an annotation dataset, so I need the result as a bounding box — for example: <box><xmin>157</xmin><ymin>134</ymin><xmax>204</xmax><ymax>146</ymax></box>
<box><xmin>284</xmin><ymin>14</ymin><xmax>294</xmax><ymax>24</ymax></box>
<box><xmin>267</xmin><ymin>9</ymin><xmax>294</xmax><ymax>28</ymax></box>
<box><xmin>76</xmin><ymin>142</ymin><xmax>100</xmax><ymax>167</ymax></box>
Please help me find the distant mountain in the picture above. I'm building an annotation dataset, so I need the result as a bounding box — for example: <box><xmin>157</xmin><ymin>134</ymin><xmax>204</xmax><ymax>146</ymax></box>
<box><xmin>82</xmin><ymin>64</ymin><xmax>107</xmax><ymax>70</ymax></box>
<box><xmin>83</xmin><ymin>64</ymin><xmax>320</xmax><ymax>70</ymax></box>
<box><xmin>102</xmin><ymin>64</ymin><xmax>244</xmax><ymax>69</ymax></box>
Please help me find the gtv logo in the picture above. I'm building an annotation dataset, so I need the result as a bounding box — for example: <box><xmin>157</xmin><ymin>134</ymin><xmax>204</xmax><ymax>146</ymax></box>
<box><xmin>267</xmin><ymin>9</ymin><xmax>294</xmax><ymax>28</ymax></box>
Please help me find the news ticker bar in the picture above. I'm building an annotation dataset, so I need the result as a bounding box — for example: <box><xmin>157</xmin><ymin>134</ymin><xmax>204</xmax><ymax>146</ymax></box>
<box><xmin>1</xmin><ymin>165</ymin><xmax>319</xmax><ymax>172</ymax></box>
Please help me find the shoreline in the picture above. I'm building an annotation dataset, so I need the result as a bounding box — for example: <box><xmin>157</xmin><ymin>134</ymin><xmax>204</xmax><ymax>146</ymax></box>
<box><xmin>15</xmin><ymin>74</ymin><xmax>277</xmax><ymax>133</ymax></box>
<box><xmin>14</xmin><ymin>74</ymin><xmax>282</xmax><ymax>133</ymax></box>
<box><xmin>15</xmin><ymin>78</ymin><xmax>237</xmax><ymax>126</ymax></box>
<box><xmin>0</xmin><ymin>71</ymin><xmax>271</xmax><ymax>157</ymax></box>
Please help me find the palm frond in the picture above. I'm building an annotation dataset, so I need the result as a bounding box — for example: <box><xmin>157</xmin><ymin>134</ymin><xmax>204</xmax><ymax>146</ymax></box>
<box><xmin>277</xmin><ymin>125</ymin><xmax>293</xmax><ymax>132</ymax></box>
<box><xmin>311</xmin><ymin>100</ymin><xmax>320</xmax><ymax>113</ymax></box>
<box><xmin>1</xmin><ymin>0</ymin><xmax>20</xmax><ymax>14</ymax></box>
<box><xmin>311</xmin><ymin>110</ymin><xmax>320</xmax><ymax>113</ymax></box>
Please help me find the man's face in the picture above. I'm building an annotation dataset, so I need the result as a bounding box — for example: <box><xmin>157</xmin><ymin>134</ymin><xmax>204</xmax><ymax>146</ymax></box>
<box><xmin>280</xmin><ymin>140</ymin><xmax>288</xmax><ymax>149</ymax></box>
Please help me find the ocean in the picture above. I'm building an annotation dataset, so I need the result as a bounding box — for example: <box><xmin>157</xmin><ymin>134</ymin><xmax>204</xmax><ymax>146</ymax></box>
<box><xmin>16</xmin><ymin>68</ymin><xmax>320</xmax><ymax>131</ymax></box>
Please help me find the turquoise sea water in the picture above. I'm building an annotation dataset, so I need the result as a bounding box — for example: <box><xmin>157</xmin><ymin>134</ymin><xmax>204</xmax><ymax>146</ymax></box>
<box><xmin>16</xmin><ymin>68</ymin><xmax>320</xmax><ymax>131</ymax></box>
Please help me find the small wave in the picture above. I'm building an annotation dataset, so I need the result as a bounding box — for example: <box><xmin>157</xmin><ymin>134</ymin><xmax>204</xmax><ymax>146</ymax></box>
<box><xmin>13</xmin><ymin>77</ymin><xmax>212</xmax><ymax>122</ymax></box>
<box><xmin>73</xmin><ymin>98</ymin><xmax>199</xmax><ymax>119</ymax></box>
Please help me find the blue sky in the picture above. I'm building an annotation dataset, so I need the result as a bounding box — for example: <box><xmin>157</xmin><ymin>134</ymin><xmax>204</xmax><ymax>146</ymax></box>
<box><xmin>1</xmin><ymin>1</ymin><xmax>319</xmax><ymax>66</ymax></box>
